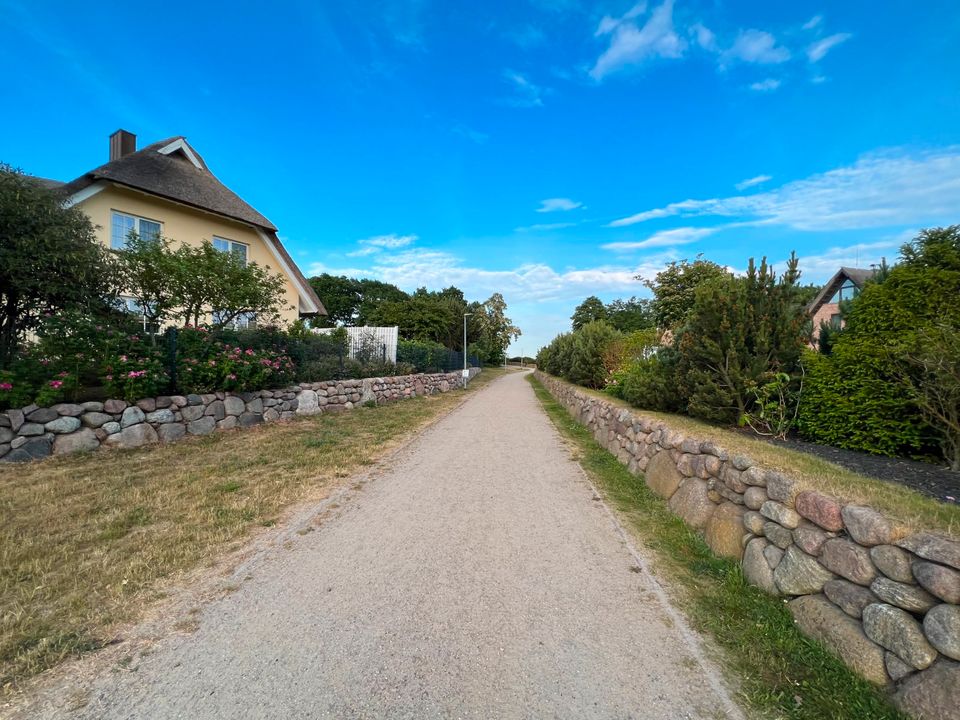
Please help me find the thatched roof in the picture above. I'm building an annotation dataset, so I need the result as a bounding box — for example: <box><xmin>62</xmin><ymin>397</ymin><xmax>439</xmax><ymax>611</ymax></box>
<box><xmin>57</xmin><ymin>136</ymin><xmax>324</xmax><ymax>315</ymax></box>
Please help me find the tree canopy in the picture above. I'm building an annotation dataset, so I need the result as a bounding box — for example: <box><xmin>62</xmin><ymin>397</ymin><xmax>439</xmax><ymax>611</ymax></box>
<box><xmin>0</xmin><ymin>165</ymin><xmax>117</xmax><ymax>368</ymax></box>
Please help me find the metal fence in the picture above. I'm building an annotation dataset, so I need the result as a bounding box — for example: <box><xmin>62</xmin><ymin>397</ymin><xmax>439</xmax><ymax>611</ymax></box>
<box><xmin>396</xmin><ymin>344</ymin><xmax>481</xmax><ymax>374</ymax></box>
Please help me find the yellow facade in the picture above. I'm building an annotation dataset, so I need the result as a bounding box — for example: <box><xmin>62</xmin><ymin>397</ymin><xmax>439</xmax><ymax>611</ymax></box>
<box><xmin>78</xmin><ymin>184</ymin><xmax>301</xmax><ymax>325</ymax></box>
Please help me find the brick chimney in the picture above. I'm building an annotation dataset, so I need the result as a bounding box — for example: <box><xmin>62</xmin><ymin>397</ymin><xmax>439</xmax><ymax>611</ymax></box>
<box><xmin>109</xmin><ymin>129</ymin><xmax>136</xmax><ymax>161</ymax></box>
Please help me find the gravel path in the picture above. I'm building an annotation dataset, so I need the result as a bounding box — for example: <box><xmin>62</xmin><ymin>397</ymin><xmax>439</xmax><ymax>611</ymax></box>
<box><xmin>40</xmin><ymin>370</ymin><xmax>743</xmax><ymax>720</ymax></box>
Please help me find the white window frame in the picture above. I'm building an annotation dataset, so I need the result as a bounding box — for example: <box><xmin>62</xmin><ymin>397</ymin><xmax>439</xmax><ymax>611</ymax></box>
<box><xmin>111</xmin><ymin>210</ymin><xmax>162</xmax><ymax>249</ymax></box>
<box><xmin>212</xmin><ymin>236</ymin><xmax>248</xmax><ymax>265</ymax></box>
<box><xmin>212</xmin><ymin>309</ymin><xmax>256</xmax><ymax>330</ymax></box>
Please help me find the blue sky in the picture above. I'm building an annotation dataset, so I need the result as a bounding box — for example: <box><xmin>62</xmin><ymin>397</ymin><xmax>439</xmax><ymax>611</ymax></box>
<box><xmin>3</xmin><ymin>1</ymin><xmax>960</xmax><ymax>355</ymax></box>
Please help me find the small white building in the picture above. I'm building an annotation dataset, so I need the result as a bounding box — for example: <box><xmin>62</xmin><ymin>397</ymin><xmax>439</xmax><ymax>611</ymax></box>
<box><xmin>315</xmin><ymin>326</ymin><xmax>399</xmax><ymax>363</ymax></box>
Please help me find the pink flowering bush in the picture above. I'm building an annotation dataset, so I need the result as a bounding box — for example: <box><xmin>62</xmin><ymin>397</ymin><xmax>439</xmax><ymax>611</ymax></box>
<box><xmin>102</xmin><ymin>350</ymin><xmax>169</xmax><ymax>402</ymax></box>
<box><xmin>176</xmin><ymin>327</ymin><xmax>295</xmax><ymax>393</ymax></box>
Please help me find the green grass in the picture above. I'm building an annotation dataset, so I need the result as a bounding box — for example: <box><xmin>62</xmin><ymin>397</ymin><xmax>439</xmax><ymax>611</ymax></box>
<box><xmin>528</xmin><ymin>374</ymin><xmax>907</xmax><ymax>720</ymax></box>
<box><xmin>543</xmin><ymin>375</ymin><xmax>960</xmax><ymax>538</ymax></box>
<box><xmin>0</xmin><ymin>368</ymin><xmax>504</xmax><ymax>692</ymax></box>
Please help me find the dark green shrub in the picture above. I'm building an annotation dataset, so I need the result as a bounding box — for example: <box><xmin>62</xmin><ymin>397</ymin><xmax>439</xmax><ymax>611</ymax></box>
<box><xmin>674</xmin><ymin>254</ymin><xmax>808</xmax><ymax>425</ymax></box>
<box><xmin>608</xmin><ymin>351</ymin><xmax>681</xmax><ymax>413</ymax></box>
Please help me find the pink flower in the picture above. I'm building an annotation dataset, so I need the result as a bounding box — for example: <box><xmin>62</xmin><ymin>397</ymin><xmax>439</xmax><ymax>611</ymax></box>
<box><xmin>227</xmin><ymin>373</ymin><xmax>237</xmax><ymax>380</ymax></box>
<box><xmin>105</xmin><ymin>374</ymin><xmax>113</xmax><ymax>381</ymax></box>
<box><xmin>245</xmin><ymin>349</ymin><xmax>254</xmax><ymax>356</ymax></box>
<box><xmin>49</xmin><ymin>380</ymin><xmax>64</xmax><ymax>389</ymax></box>
<box><xmin>58</xmin><ymin>371</ymin><xmax>69</xmax><ymax>378</ymax></box>
<box><xmin>120</xmin><ymin>355</ymin><xmax>128</xmax><ymax>362</ymax></box>
<box><xmin>0</xmin><ymin>382</ymin><xmax>12</xmax><ymax>391</ymax></box>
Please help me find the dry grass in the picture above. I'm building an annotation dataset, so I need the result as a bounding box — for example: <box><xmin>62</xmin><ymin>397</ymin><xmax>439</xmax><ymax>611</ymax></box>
<box><xmin>550</xmin><ymin>377</ymin><xmax>960</xmax><ymax>538</ymax></box>
<box><xmin>0</xmin><ymin>369</ymin><xmax>503</xmax><ymax>690</ymax></box>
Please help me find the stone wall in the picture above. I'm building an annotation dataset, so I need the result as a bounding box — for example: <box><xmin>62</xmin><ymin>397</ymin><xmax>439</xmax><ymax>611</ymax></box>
<box><xmin>0</xmin><ymin>370</ymin><xmax>477</xmax><ymax>464</ymax></box>
<box><xmin>536</xmin><ymin>371</ymin><xmax>960</xmax><ymax>719</ymax></box>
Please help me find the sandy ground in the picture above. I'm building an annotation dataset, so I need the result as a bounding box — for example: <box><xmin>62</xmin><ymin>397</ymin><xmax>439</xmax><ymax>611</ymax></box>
<box><xmin>25</xmin><ymin>370</ymin><xmax>743</xmax><ymax>720</ymax></box>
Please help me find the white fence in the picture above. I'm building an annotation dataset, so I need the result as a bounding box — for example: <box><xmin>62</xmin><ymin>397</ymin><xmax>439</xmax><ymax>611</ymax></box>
<box><xmin>315</xmin><ymin>326</ymin><xmax>398</xmax><ymax>363</ymax></box>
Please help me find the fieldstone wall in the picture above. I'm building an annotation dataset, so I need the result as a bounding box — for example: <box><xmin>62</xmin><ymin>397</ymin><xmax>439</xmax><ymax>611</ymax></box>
<box><xmin>0</xmin><ymin>370</ymin><xmax>478</xmax><ymax>464</ymax></box>
<box><xmin>536</xmin><ymin>371</ymin><xmax>960</xmax><ymax>719</ymax></box>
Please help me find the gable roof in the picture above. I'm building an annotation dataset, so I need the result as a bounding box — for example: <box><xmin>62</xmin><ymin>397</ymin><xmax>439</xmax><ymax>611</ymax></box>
<box><xmin>806</xmin><ymin>266</ymin><xmax>877</xmax><ymax>314</ymax></box>
<box><xmin>57</xmin><ymin>135</ymin><xmax>325</xmax><ymax>316</ymax></box>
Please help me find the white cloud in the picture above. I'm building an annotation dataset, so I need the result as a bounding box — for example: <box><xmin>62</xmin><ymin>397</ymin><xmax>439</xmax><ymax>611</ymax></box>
<box><xmin>607</xmin><ymin>199</ymin><xmax>709</xmax><ymax>227</ymax></box>
<box><xmin>347</xmin><ymin>233</ymin><xmax>417</xmax><ymax>256</ymax></box>
<box><xmin>787</xmin><ymin>238</ymin><xmax>906</xmax><ymax>284</ymax></box>
<box><xmin>602</xmin><ymin>226</ymin><xmax>717</xmax><ymax>252</ymax></box>
<box><xmin>807</xmin><ymin>32</ymin><xmax>852</xmax><ymax>62</ymax></box>
<box><xmin>802</xmin><ymin>15</ymin><xmax>823</xmax><ymax>31</ymax></box>
<box><xmin>811</xmin><ymin>75</ymin><xmax>828</xmax><ymax>84</ymax></box>
<box><xmin>749</xmin><ymin>78</ymin><xmax>781</xmax><ymax>92</ymax></box>
<box><xmin>690</xmin><ymin>22</ymin><xmax>717</xmax><ymax>51</ymax></box>
<box><xmin>536</xmin><ymin>197</ymin><xmax>583</xmax><ymax>213</ymax></box>
<box><xmin>607</xmin><ymin>147</ymin><xmax>960</xmax><ymax>232</ymax></box>
<box><xmin>360</xmin><ymin>233</ymin><xmax>417</xmax><ymax>249</ymax></box>
<box><xmin>307</xmin><ymin>247</ymin><xmax>670</xmax><ymax>303</ymax></box>
<box><xmin>590</xmin><ymin>0</ymin><xmax>686</xmax><ymax>80</ymax></box>
<box><xmin>515</xmin><ymin>222</ymin><xmax>578</xmax><ymax>232</ymax></box>
<box><xmin>502</xmin><ymin>69</ymin><xmax>546</xmax><ymax>107</ymax></box>
<box><xmin>721</xmin><ymin>29</ymin><xmax>791</xmax><ymax>66</ymax></box>
<box><xmin>735</xmin><ymin>174</ymin><xmax>773</xmax><ymax>190</ymax></box>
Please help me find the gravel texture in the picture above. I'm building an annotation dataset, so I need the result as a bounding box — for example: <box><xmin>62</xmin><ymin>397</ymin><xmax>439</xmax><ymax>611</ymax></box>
<box><xmin>37</xmin><ymin>371</ymin><xmax>743</xmax><ymax>719</ymax></box>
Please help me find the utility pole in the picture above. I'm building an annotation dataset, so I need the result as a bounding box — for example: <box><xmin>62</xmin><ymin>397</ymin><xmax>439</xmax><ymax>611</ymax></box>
<box><xmin>462</xmin><ymin>313</ymin><xmax>472</xmax><ymax>387</ymax></box>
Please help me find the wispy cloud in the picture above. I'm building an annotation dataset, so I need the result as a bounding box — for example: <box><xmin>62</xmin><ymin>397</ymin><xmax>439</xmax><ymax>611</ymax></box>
<box><xmin>501</xmin><ymin>69</ymin><xmax>546</xmax><ymax>107</ymax></box>
<box><xmin>308</xmin><ymin>247</ymin><xmax>671</xmax><ymax>303</ymax></box>
<box><xmin>721</xmin><ymin>29</ymin><xmax>791</xmax><ymax>67</ymax></box>
<box><xmin>515</xmin><ymin>222</ymin><xmax>579</xmax><ymax>233</ymax></box>
<box><xmin>689</xmin><ymin>22</ymin><xmax>717</xmax><ymax>52</ymax></box>
<box><xmin>749</xmin><ymin>78</ymin><xmax>781</xmax><ymax>92</ymax></box>
<box><xmin>347</xmin><ymin>233</ymin><xmax>417</xmax><ymax>256</ymax></box>
<box><xmin>590</xmin><ymin>0</ymin><xmax>686</xmax><ymax>80</ymax></box>
<box><xmin>536</xmin><ymin>197</ymin><xmax>583</xmax><ymax>213</ymax></box>
<box><xmin>807</xmin><ymin>32</ymin><xmax>852</xmax><ymax>62</ymax></box>
<box><xmin>802</xmin><ymin>15</ymin><xmax>823</xmax><ymax>31</ymax></box>
<box><xmin>735</xmin><ymin>174</ymin><xmax>773</xmax><ymax>190</ymax></box>
<box><xmin>788</xmin><ymin>237</ymin><xmax>907</xmax><ymax>283</ymax></box>
<box><xmin>607</xmin><ymin>147</ymin><xmax>960</xmax><ymax>232</ymax></box>
<box><xmin>602</xmin><ymin>226</ymin><xmax>717</xmax><ymax>252</ymax></box>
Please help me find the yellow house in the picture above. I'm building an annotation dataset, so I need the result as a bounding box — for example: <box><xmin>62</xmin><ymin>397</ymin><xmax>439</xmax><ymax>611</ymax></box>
<box><xmin>50</xmin><ymin>129</ymin><xmax>325</xmax><ymax>326</ymax></box>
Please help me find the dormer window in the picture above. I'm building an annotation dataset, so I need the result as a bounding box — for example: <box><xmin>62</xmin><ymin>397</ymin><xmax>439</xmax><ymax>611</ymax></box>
<box><xmin>213</xmin><ymin>236</ymin><xmax>247</xmax><ymax>265</ymax></box>
<box><xmin>111</xmin><ymin>210</ymin><xmax>161</xmax><ymax>249</ymax></box>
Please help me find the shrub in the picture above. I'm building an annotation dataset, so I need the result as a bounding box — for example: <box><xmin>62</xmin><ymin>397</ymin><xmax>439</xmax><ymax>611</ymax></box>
<box><xmin>673</xmin><ymin>254</ymin><xmax>808</xmax><ymax>425</ymax></box>
<box><xmin>608</xmin><ymin>351</ymin><xmax>681</xmax><ymax>413</ymax></box>
<box><xmin>103</xmin><ymin>349</ymin><xmax>170</xmax><ymax>402</ymax></box>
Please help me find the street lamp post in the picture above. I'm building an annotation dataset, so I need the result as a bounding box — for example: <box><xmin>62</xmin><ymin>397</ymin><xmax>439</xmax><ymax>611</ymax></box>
<box><xmin>462</xmin><ymin>313</ymin><xmax>472</xmax><ymax>387</ymax></box>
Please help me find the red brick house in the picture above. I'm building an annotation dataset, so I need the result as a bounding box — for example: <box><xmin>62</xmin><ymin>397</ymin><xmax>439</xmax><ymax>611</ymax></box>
<box><xmin>807</xmin><ymin>267</ymin><xmax>876</xmax><ymax>346</ymax></box>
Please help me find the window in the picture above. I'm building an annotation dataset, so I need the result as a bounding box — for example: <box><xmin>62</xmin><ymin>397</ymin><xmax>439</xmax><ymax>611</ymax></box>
<box><xmin>212</xmin><ymin>310</ymin><xmax>256</xmax><ymax>330</ymax></box>
<box><xmin>117</xmin><ymin>296</ymin><xmax>159</xmax><ymax>335</ymax></box>
<box><xmin>828</xmin><ymin>279</ymin><xmax>859</xmax><ymax>304</ymax></box>
<box><xmin>111</xmin><ymin>211</ymin><xmax>161</xmax><ymax>249</ymax></box>
<box><xmin>830</xmin><ymin>313</ymin><xmax>842</xmax><ymax>328</ymax></box>
<box><xmin>213</xmin><ymin>236</ymin><xmax>248</xmax><ymax>264</ymax></box>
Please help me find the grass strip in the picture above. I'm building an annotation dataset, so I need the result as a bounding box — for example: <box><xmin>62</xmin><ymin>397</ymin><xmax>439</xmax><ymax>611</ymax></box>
<box><xmin>0</xmin><ymin>369</ymin><xmax>503</xmax><ymax>691</ymax></box>
<box><xmin>528</xmin><ymin>374</ymin><xmax>907</xmax><ymax>720</ymax></box>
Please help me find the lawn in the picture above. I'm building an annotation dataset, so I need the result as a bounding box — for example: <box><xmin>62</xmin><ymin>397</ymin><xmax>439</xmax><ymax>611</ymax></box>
<box><xmin>544</xmin><ymin>375</ymin><xmax>960</xmax><ymax>538</ymax></box>
<box><xmin>528</xmin><ymin>374</ymin><xmax>908</xmax><ymax>720</ymax></box>
<box><xmin>0</xmin><ymin>368</ymin><xmax>503</xmax><ymax>691</ymax></box>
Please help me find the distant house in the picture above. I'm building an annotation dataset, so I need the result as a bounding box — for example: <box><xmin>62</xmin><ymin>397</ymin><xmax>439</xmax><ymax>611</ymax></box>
<box><xmin>43</xmin><ymin>129</ymin><xmax>325</xmax><ymax>327</ymax></box>
<box><xmin>806</xmin><ymin>267</ymin><xmax>876</xmax><ymax>345</ymax></box>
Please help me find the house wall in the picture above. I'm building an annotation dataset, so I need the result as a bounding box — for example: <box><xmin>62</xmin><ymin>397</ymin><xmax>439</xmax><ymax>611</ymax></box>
<box><xmin>78</xmin><ymin>184</ymin><xmax>301</xmax><ymax>325</ymax></box>
<box><xmin>810</xmin><ymin>301</ymin><xmax>841</xmax><ymax>345</ymax></box>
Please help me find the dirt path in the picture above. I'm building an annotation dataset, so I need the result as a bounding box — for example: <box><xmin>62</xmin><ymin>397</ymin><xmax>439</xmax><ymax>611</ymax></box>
<box><xmin>32</xmin><ymin>370</ymin><xmax>743</xmax><ymax>720</ymax></box>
